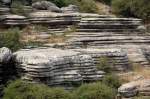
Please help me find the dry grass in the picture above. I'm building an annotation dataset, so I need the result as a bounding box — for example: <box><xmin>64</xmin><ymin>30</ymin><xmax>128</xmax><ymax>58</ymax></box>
<box><xmin>21</xmin><ymin>25</ymin><xmax>73</xmax><ymax>44</ymax></box>
<box><xmin>119</xmin><ymin>63</ymin><xmax>150</xmax><ymax>83</ymax></box>
<box><xmin>95</xmin><ymin>1</ymin><xmax>112</xmax><ymax>15</ymax></box>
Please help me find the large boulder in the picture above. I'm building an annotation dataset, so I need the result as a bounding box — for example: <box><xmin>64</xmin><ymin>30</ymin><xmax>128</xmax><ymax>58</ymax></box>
<box><xmin>32</xmin><ymin>1</ymin><xmax>61</xmax><ymax>12</ymax></box>
<box><xmin>118</xmin><ymin>79</ymin><xmax>150</xmax><ymax>98</ymax></box>
<box><xmin>0</xmin><ymin>47</ymin><xmax>12</xmax><ymax>63</ymax></box>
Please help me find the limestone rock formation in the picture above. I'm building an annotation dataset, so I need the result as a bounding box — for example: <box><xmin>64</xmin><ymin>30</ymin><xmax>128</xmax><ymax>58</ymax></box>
<box><xmin>0</xmin><ymin>47</ymin><xmax>12</xmax><ymax>63</ymax></box>
<box><xmin>0</xmin><ymin>14</ymin><xmax>29</xmax><ymax>27</ymax></box>
<box><xmin>14</xmin><ymin>48</ymin><xmax>104</xmax><ymax>88</ymax></box>
<box><xmin>66</xmin><ymin>13</ymin><xmax>150</xmax><ymax>67</ymax></box>
<box><xmin>72</xmin><ymin>48</ymin><xmax>129</xmax><ymax>72</ymax></box>
<box><xmin>61</xmin><ymin>5</ymin><xmax>79</xmax><ymax>13</ymax></box>
<box><xmin>32</xmin><ymin>1</ymin><xmax>61</xmax><ymax>12</ymax></box>
<box><xmin>118</xmin><ymin>79</ymin><xmax>150</xmax><ymax>98</ymax></box>
<box><xmin>29</xmin><ymin>11</ymin><xmax>80</xmax><ymax>35</ymax></box>
<box><xmin>0</xmin><ymin>7</ymin><xmax>10</xmax><ymax>15</ymax></box>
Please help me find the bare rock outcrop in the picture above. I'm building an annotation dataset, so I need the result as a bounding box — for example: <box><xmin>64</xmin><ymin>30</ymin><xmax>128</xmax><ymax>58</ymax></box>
<box><xmin>32</xmin><ymin>1</ymin><xmax>61</xmax><ymax>12</ymax></box>
<box><xmin>0</xmin><ymin>14</ymin><xmax>29</xmax><ymax>27</ymax></box>
<box><xmin>73</xmin><ymin>48</ymin><xmax>129</xmax><ymax>72</ymax></box>
<box><xmin>118</xmin><ymin>79</ymin><xmax>150</xmax><ymax>98</ymax></box>
<box><xmin>13</xmin><ymin>48</ymin><xmax>104</xmax><ymax>88</ymax></box>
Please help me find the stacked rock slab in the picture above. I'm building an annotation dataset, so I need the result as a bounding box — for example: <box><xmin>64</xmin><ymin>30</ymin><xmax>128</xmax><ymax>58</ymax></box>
<box><xmin>0</xmin><ymin>15</ymin><xmax>29</xmax><ymax>27</ymax></box>
<box><xmin>67</xmin><ymin>15</ymin><xmax>148</xmax><ymax>48</ymax></box>
<box><xmin>118</xmin><ymin>79</ymin><xmax>150</xmax><ymax>98</ymax></box>
<box><xmin>0</xmin><ymin>7</ymin><xmax>10</xmax><ymax>15</ymax></box>
<box><xmin>29</xmin><ymin>11</ymin><xmax>81</xmax><ymax>35</ymax></box>
<box><xmin>66</xmin><ymin>13</ymin><xmax>150</xmax><ymax>67</ymax></box>
<box><xmin>72</xmin><ymin>48</ymin><xmax>129</xmax><ymax>72</ymax></box>
<box><xmin>14</xmin><ymin>48</ymin><xmax>104</xmax><ymax>88</ymax></box>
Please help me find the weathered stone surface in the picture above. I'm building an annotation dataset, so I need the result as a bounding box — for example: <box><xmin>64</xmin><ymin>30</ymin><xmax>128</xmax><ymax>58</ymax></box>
<box><xmin>0</xmin><ymin>14</ymin><xmax>29</xmax><ymax>27</ymax></box>
<box><xmin>61</xmin><ymin>5</ymin><xmax>79</xmax><ymax>13</ymax></box>
<box><xmin>72</xmin><ymin>48</ymin><xmax>129</xmax><ymax>72</ymax></box>
<box><xmin>0</xmin><ymin>47</ymin><xmax>12</xmax><ymax>63</ymax></box>
<box><xmin>14</xmin><ymin>48</ymin><xmax>104</xmax><ymax>88</ymax></box>
<box><xmin>29</xmin><ymin>11</ymin><xmax>80</xmax><ymax>34</ymax></box>
<box><xmin>32</xmin><ymin>1</ymin><xmax>61</xmax><ymax>12</ymax></box>
<box><xmin>0</xmin><ymin>7</ymin><xmax>10</xmax><ymax>15</ymax></box>
<box><xmin>118</xmin><ymin>79</ymin><xmax>150</xmax><ymax>98</ymax></box>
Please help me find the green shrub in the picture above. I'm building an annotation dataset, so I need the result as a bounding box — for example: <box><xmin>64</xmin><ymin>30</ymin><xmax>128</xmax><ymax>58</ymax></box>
<box><xmin>0</xmin><ymin>28</ymin><xmax>23</xmax><ymax>52</ymax></box>
<box><xmin>3</xmin><ymin>80</ymin><xmax>73</xmax><ymax>99</ymax></box>
<box><xmin>74</xmin><ymin>82</ymin><xmax>116</xmax><ymax>99</ymax></box>
<box><xmin>97</xmin><ymin>56</ymin><xmax>113</xmax><ymax>73</ymax></box>
<box><xmin>112</xmin><ymin>0</ymin><xmax>150</xmax><ymax>20</ymax></box>
<box><xmin>102</xmin><ymin>74</ymin><xmax>122</xmax><ymax>89</ymax></box>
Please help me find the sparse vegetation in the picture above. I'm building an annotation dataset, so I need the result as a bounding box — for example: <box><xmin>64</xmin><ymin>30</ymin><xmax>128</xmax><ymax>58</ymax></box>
<box><xmin>74</xmin><ymin>82</ymin><xmax>116</xmax><ymax>99</ymax></box>
<box><xmin>0</xmin><ymin>28</ymin><xmax>24</xmax><ymax>52</ymax></box>
<box><xmin>97</xmin><ymin>56</ymin><xmax>113</xmax><ymax>73</ymax></box>
<box><xmin>102</xmin><ymin>74</ymin><xmax>122</xmax><ymax>89</ymax></box>
<box><xmin>3</xmin><ymin>79</ymin><xmax>118</xmax><ymax>99</ymax></box>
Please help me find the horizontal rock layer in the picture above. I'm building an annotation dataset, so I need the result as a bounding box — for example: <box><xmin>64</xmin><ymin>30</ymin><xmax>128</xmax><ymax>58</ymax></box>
<box><xmin>72</xmin><ymin>48</ymin><xmax>129</xmax><ymax>72</ymax></box>
<box><xmin>14</xmin><ymin>48</ymin><xmax>104</xmax><ymax>88</ymax></box>
<box><xmin>118</xmin><ymin>79</ymin><xmax>150</xmax><ymax>98</ymax></box>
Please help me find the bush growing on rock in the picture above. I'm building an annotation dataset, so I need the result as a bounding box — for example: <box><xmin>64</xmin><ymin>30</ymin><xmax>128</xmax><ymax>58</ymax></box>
<box><xmin>97</xmin><ymin>56</ymin><xmax>113</xmax><ymax>73</ymax></box>
<box><xmin>74</xmin><ymin>82</ymin><xmax>116</xmax><ymax>99</ymax></box>
<box><xmin>3</xmin><ymin>80</ymin><xmax>74</xmax><ymax>99</ymax></box>
<box><xmin>102</xmin><ymin>74</ymin><xmax>122</xmax><ymax>89</ymax></box>
<box><xmin>0</xmin><ymin>28</ymin><xmax>23</xmax><ymax>52</ymax></box>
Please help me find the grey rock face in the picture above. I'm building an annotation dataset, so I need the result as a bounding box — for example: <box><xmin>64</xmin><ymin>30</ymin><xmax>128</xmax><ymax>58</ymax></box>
<box><xmin>118</xmin><ymin>79</ymin><xmax>150</xmax><ymax>98</ymax></box>
<box><xmin>0</xmin><ymin>14</ymin><xmax>29</xmax><ymax>27</ymax></box>
<box><xmin>61</xmin><ymin>5</ymin><xmax>79</xmax><ymax>13</ymax></box>
<box><xmin>0</xmin><ymin>7</ymin><xmax>10</xmax><ymax>15</ymax></box>
<box><xmin>32</xmin><ymin>1</ymin><xmax>61</xmax><ymax>12</ymax></box>
<box><xmin>0</xmin><ymin>47</ymin><xmax>12</xmax><ymax>63</ymax></box>
<box><xmin>73</xmin><ymin>48</ymin><xmax>129</xmax><ymax>72</ymax></box>
<box><xmin>14</xmin><ymin>48</ymin><xmax>104</xmax><ymax>88</ymax></box>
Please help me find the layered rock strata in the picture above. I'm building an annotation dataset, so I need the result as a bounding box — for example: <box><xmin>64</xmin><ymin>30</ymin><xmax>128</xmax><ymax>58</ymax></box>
<box><xmin>0</xmin><ymin>7</ymin><xmax>10</xmax><ymax>15</ymax></box>
<box><xmin>73</xmin><ymin>48</ymin><xmax>129</xmax><ymax>72</ymax></box>
<box><xmin>118</xmin><ymin>79</ymin><xmax>150</xmax><ymax>98</ymax></box>
<box><xmin>14</xmin><ymin>48</ymin><xmax>104</xmax><ymax>88</ymax></box>
<box><xmin>29</xmin><ymin>11</ymin><xmax>80</xmax><ymax>34</ymax></box>
<box><xmin>0</xmin><ymin>15</ymin><xmax>29</xmax><ymax>27</ymax></box>
<box><xmin>67</xmin><ymin>17</ymin><xmax>147</xmax><ymax>48</ymax></box>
